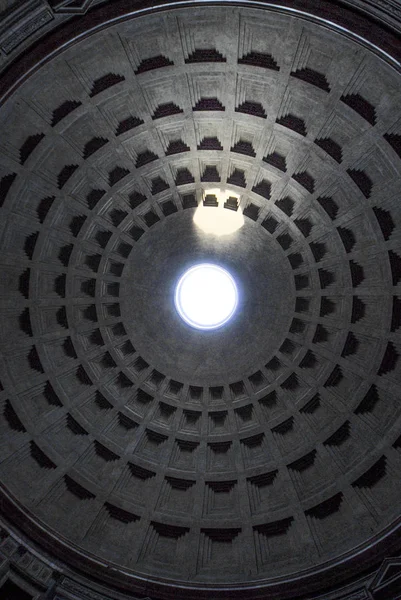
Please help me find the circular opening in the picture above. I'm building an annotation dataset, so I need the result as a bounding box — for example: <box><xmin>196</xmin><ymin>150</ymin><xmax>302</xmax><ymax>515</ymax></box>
<box><xmin>174</xmin><ymin>264</ymin><xmax>238</xmax><ymax>330</ymax></box>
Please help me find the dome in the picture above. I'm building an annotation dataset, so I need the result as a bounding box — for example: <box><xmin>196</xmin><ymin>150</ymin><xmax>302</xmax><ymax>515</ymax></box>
<box><xmin>0</xmin><ymin>1</ymin><xmax>401</xmax><ymax>599</ymax></box>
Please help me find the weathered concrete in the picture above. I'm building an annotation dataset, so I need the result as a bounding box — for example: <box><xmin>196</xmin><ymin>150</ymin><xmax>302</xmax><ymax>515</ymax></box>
<box><xmin>0</xmin><ymin>2</ymin><xmax>401</xmax><ymax>599</ymax></box>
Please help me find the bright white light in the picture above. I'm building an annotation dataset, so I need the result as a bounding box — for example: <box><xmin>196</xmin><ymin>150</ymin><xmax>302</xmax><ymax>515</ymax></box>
<box><xmin>193</xmin><ymin>188</ymin><xmax>244</xmax><ymax>236</ymax></box>
<box><xmin>175</xmin><ymin>264</ymin><xmax>238</xmax><ymax>330</ymax></box>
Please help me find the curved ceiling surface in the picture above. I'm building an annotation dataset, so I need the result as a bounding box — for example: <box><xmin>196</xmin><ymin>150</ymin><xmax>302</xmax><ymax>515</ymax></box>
<box><xmin>0</xmin><ymin>4</ymin><xmax>401</xmax><ymax>598</ymax></box>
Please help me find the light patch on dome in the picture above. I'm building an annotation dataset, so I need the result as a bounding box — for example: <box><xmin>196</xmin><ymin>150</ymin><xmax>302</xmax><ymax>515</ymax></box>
<box><xmin>194</xmin><ymin>188</ymin><xmax>244</xmax><ymax>236</ymax></box>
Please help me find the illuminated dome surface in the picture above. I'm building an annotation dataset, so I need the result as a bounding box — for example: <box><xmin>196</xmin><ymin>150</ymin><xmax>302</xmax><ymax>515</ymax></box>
<box><xmin>0</xmin><ymin>2</ymin><xmax>401</xmax><ymax>600</ymax></box>
<box><xmin>175</xmin><ymin>264</ymin><xmax>238</xmax><ymax>329</ymax></box>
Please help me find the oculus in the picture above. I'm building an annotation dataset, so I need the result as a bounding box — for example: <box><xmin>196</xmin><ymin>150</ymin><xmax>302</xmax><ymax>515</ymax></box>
<box><xmin>174</xmin><ymin>264</ymin><xmax>238</xmax><ymax>330</ymax></box>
